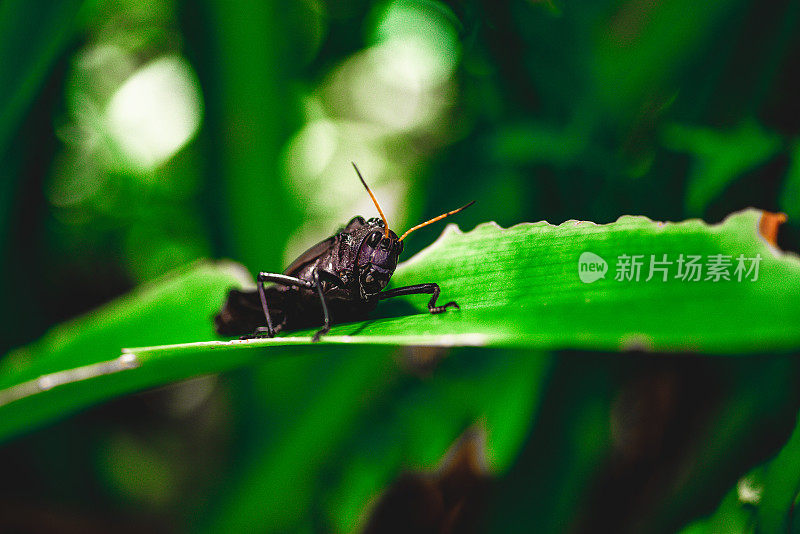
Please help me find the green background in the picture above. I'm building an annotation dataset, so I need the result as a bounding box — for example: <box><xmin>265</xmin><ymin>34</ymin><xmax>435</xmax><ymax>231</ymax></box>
<box><xmin>1</xmin><ymin>0</ymin><xmax>799</xmax><ymax>532</ymax></box>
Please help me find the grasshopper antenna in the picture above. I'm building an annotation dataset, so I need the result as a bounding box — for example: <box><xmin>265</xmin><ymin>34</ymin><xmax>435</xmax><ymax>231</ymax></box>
<box><xmin>398</xmin><ymin>200</ymin><xmax>476</xmax><ymax>242</ymax></box>
<box><xmin>352</xmin><ymin>162</ymin><xmax>389</xmax><ymax>237</ymax></box>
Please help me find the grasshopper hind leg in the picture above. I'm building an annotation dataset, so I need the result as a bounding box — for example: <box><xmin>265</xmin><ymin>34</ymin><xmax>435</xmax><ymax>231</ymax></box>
<box><xmin>214</xmin><ymin>286</ymin><xmax>286</xmax><ymax>338</ymax></box>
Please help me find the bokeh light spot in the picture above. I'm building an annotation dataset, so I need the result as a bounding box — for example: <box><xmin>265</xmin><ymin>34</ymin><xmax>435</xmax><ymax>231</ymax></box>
<box><xmin>105</xmin><ymin>56</ymin><xmax>202</xmax><ymax>170</ymax></box>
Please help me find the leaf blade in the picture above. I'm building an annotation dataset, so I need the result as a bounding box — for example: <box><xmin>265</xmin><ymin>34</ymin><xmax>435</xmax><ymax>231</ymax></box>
<box><xmin>1</xmin><ymin>208</ymin><xmax>798</xmax><ymax>445</ymax></box>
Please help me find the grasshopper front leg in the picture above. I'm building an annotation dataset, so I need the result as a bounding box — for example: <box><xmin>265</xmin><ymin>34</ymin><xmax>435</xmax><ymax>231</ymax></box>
<box><xmin>377</xmin><ymin>283</ymin><xmax>459</xmax><ymax>313</ymax></box>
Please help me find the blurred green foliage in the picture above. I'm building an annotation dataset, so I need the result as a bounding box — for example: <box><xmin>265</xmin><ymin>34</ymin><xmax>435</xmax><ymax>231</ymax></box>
<box><xmin>1</xmin><ymin>0</ymin><xmax>800</xmax><ymax>532</ymax></box>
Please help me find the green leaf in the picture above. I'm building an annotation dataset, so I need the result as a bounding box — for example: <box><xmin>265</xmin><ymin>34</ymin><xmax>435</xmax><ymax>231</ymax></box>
<box><xmin>677</xmin><ymin>405</ymin><xmax>800</xmax><ymax>533</ymax></box>
<box><xmin>0</xmin><ymin>261</ymin><xmax>251</xmax><ymax>443</ymax></box>
<box><xmin>322</xmin><ymin>349</ymin><xmax>552</xmax><ymax>533</ymax></box>
<box><xmin>662</xmin><ymin>121</ymin><xmax>782</xmax><ymax>215</ymax></box>
<box><xmin>200</xmin><ymin>346</ymin><xmax>400</xmax><ymax>533</ymax></box>
<box><xmin>133</xmin><ymin>207</ymin><xmax>800</xmax><ymax>353</ymax></box>
<box><xmin>646</xmin><ymin>356</ymin><xmax>796</xmax><ymax>533</ymax></box>
<box><xmin>1</xmin><ymin>208</ymin><xmax>798</xmax><ymax>446</ymax></box>
<box><xmin>593</xmin><ymin>0</ymin><xmax>738</xmax><ymax>116</ymax></box>
<box><xmin>757</xmin><ymin>408</ymin><xmax>800</xmax><ymax>532</ymax></box>
<box><xmin>0</xmin><ymin>0</ymin><xmax>89</xmax><ymax>150</ymax></box>
<box><xmin>200</xmin><ymin>0</ymin><xmax>302</xmax><ymax>269</ymax></box>
<box><xmin>676</xmin><ymin>475</ymin><xmax>758</xmax><ymax>534</ymax></box>
<box><xmin>0</xmin><ymin>0</ymin><xmax>92</xmax><ymax>343</ymax></box>
<box><xmin>779</xmin><ymin>139</ymin><xmax>800</xmax><ymax>221</ymax></box>
<box><xmin>198</xmin><ymin>348</ymin><xmax>552</xmax><ymax>534</ymax></box>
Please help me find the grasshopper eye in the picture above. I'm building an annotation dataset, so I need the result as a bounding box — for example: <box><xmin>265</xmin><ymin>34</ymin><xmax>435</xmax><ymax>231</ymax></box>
<box><xmin>366</xmin><ymin>231</ymin><xmax>381</xmax><ymax>247</ymax></box>
<box><xmin>395</xmin><ymin>240</ymin><xmax>404</xmax><ymax>255</ymax></box>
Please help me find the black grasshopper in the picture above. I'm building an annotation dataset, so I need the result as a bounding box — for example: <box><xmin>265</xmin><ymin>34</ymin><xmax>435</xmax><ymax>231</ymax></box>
<box><xmin>214</xmin><ymin>163</ymin><xmax>473</xmax><ymax>341</ymax></box>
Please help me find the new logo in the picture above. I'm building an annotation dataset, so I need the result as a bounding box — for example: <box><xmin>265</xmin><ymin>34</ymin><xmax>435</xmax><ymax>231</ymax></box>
<box><xmin>578</xmin><ymin>252</ymin><xmax>608</xmax><ymax>283</ymax></box>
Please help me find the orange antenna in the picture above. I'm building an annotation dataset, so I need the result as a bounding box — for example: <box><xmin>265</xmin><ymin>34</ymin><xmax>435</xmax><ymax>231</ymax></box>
<box><xmin>352</xmin><ymin>162</ymin><xmax>389</xmax><ymax>237</ymax></box>
<box><xmin>398</xmin><ymin>201</ymin><xmax>476</xmax><ymax>242</ymax></box>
